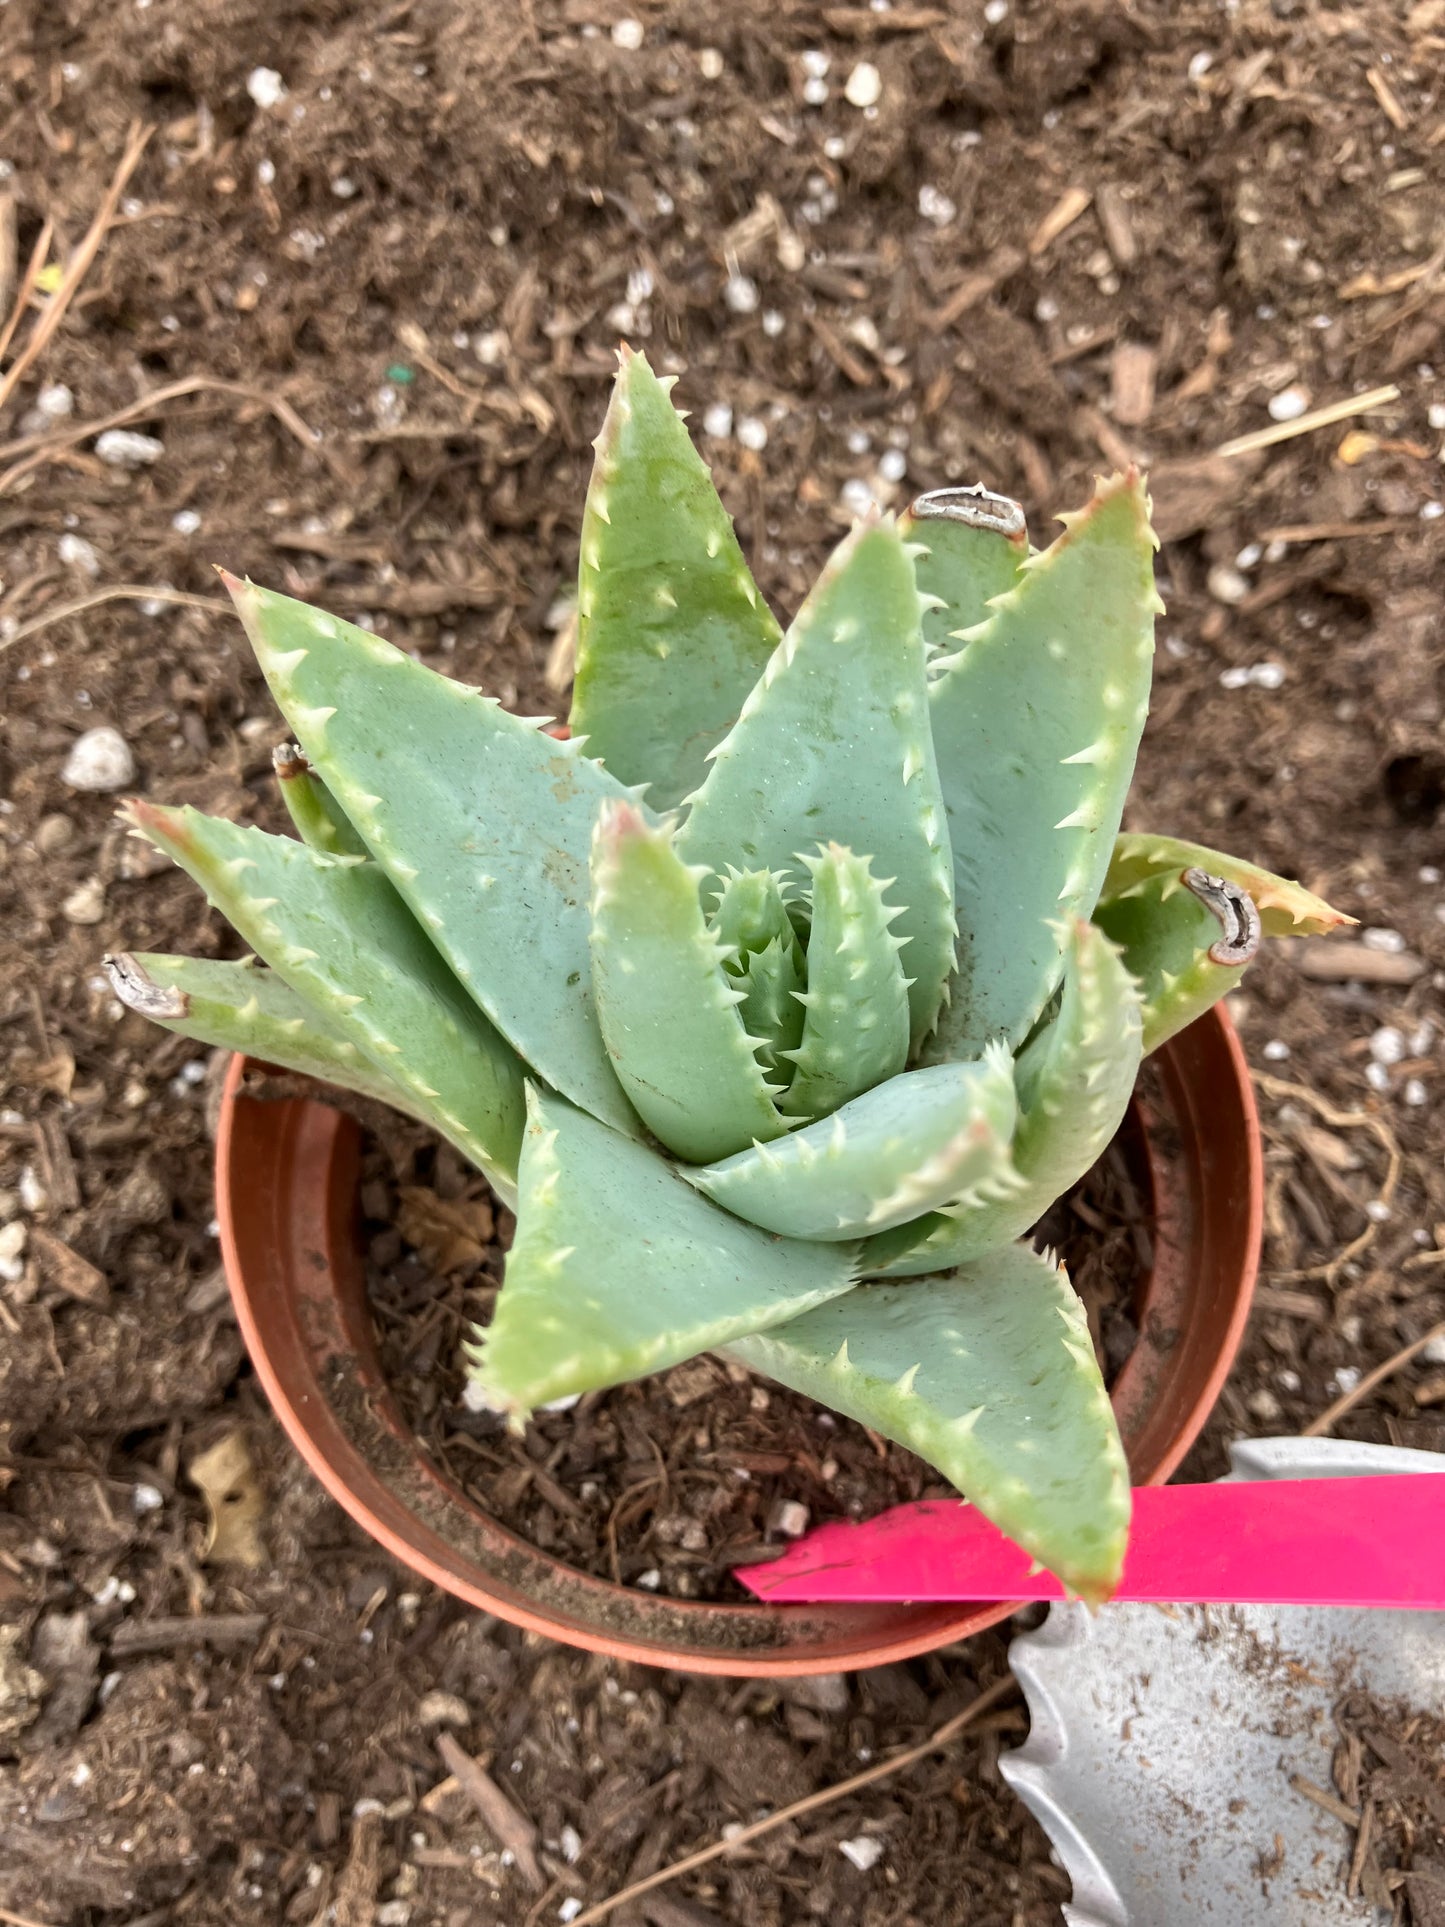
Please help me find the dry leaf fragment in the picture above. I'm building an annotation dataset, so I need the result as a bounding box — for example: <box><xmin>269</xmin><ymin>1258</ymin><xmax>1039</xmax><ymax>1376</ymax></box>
<box><xmin>188</xmin><ymin>1428</ymin><xmax>267</xmax><ymax>1567</ymax></box>
<box><xmin>396</xmin><ymin>1185</ymin><xmax>495</xmax><ymax>1275</ymax></box>
<box><xmin>29</xmin><ymin>1226</ymin><xmax>109</xmax><ymax>1306</ymax></box>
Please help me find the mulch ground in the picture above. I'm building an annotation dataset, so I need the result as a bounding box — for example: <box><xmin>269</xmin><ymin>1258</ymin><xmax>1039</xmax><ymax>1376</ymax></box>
<box><xmin>1</xmin><ymin>1</ymin><xmax>1442</xmax><ymax>1922</ymax></box>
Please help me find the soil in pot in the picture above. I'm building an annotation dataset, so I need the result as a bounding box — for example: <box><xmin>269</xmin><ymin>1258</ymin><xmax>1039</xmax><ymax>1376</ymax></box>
<box><xmin>354</xmin><ymin>1091</ymin><xmax>1154</xmax><ymax>1605</ymax></box>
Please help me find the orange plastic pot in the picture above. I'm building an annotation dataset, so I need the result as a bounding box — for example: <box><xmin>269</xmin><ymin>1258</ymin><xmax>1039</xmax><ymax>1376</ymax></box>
<box><xmin>216</xmin><ymin>1007</ymin><xmax>1261</xmax><ymax>1677</ymax></box>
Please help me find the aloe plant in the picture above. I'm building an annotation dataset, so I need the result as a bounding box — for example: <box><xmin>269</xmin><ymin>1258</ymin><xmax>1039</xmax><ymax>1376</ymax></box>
<box><xmin>104</xmin><ymin>349</ymin><xmax>1350</xmax><ymax>1603</ymax></box>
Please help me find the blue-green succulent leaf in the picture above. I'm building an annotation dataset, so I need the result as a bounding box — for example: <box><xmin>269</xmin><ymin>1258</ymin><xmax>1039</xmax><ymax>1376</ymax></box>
<box><xmin>569</xmin><ymin>348</ymin><xmax>782</xmax><ymax>811</ymax></box>
<box><xmin>683</xmin><ymin>1049</ymin><xmax>1018</xmax><ymax>1241</ymax></box>
<box><xmin>780</xmin><ymin>844</ymin><xmax>910</xmax><ymax>1119</ymax></box>
<box><xmin>927</xmin><ymin>470</ymin><xmax>1159</xmax><ymax>1060</ymax></box>
<box><xmin>676</xmin><ymin>517</ymin><xmax>956</xmax><ymax>1048</ymax></box>
<box><xmin>466</xmin><ymin>1087</ymin><xmax>859</xmax><ymax>1422</ymax></box>
<box><xmin>123</xmin><ymin>801</ymin><xmax>527</xmax><ymax>1199</ymax></box>
<box><xmin>901</xmin><ymin>485</ymin><xmax>1029</xmax><ymax>660</ymax></box>
<box><xmin>224</xmin><ymin>575</ymin><xmax>643</xmax><ymax>1138</ymax></box>
<box><xmin>724</xmin><ymin>1242</ymin><xmax>1131</xmax><ymax>1603</ymax></box>
<box><xmin>588</xmin><ymin>800</ymin><xmax>785</xmax><ymax>1163</ymax></box>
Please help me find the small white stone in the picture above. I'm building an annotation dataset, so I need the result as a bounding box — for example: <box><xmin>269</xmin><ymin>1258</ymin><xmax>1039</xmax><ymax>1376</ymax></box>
<box><xmin>1410</xmin><ymin>1019</ymin><xmax>1435</xmax><ymax>1054</ymax></box>
<box><xmin>1403</xmin><ymin>1078</ymin><xmax>1428</xmax><ymax>1108</ymax></box>
<box><xmin>702</xmin><ymin>402</ymin><xmax>733</xmax><ymax>438</ymax></box>
<box><xmin>1365</xmin><ymin>1061</ymin><xmax>1392</xmax><ymax>1093</ymax></box>
<box><xmin>1219</xmin><ymin>666</ymin><xmax>1250</xmax><ymax>690</ymax></box>
<box><xmin>634</xmin><ymin>1569</ymin><xmax>661</xmax><ymax>1590</ymax></box>
<box><xmin>1331</xmin><ymin>1366</ymin><xmax>1362</xmax><ymax>1395</ymax></box>
<box><xmin>558</xmin><ymin>1824</ymin><xmax>582</xmax><ymax>1863</ymax></box>
<box><xmin>1208</xmin><ymin>564</ymin><xmax>1249</xmax><ymax>606</ymax></box>
<box><xmin>1421</xmin><ymin>1333</ymin><xmax>1445</xmax><ymax>1366</ymax></box>
<box><xmin>58</xmin><ymin>532</ymin><xmax>100</xmax><ymax>575</ymax></box>
<box><xmin>1267</xmin><ymin>385</ymin><xmax>1310</xmax><ymax>422</ymax></box>
<box><xmin>736</xmin><ymin>416</ymin><xmax>768</xmax><ymax>452</ymax></box>
<box><xmin>1421</xmin><ymin>865</ymin><xmax>1442</xmax><ymax>886</ymax></box>
<box><xmin>473</xmin><ymin>328</ymin><xmax>509</xmax><ymax>366</ymax></box>
<box><xmin>256</xmin><ymin>157</ymin><xmax>276</xmax><ymax>185</ymax></box>
<box><xmin>803</xmin><ymin>75</ymin><xmax>829</xmax><ymax>105</ymax></box>
<box><xmin>62</xmin><ymin>724</ymin><xmax>135</xmax><ymax>793</ymax></box>
<box><xmin>839</xmin><ymin>1836</ymin><xmax>885</xmax><ymax>1871</ymax></box>
<box><xmin>63</xmin><ymin>882</ymin><xmax>108</xmax><ymax>924</ymax></box>
<box><xmin>171</xmin><ymin>508</ymin><xmax>202</xmax><ymax>536</ymax></box>
<box><xmin>771</xmin><ymin>1499</ymin><xmax>811</xmax><ymax>1538</ymax></box>
<box><xmin>37</xmin><ymin>383</ymin><xmax>74</xmax><ymax>420</ymax></box>
<box><xmin>558</xmin><ymin>1902</ymin><xmax>583</xmax><ymax>1925</ymax></box>
<box><xmin>376</xmin><ymin>1904</ymin><xmax>412</xmax><ymax>1927</ymax></box>
<box><xmin>18</xmin><ymin>1168</ymin><xmax>46</xmax><ymax>1214</ymax></box>
<box><xmin>610</xmin><ymin>17</ymin><xmax>643</xmax><ymax>50</ymax></box>
<box><xmin>984</xmin><ymin>0</ymin><xmax>1009</xmax><ymax>21</ymax></box>
<box><xmin>96</xmin><ymin>428</ymin><xmax>164</xmax><ymax>468</ymax></box>
<box><xmin>1420</xmin><ymin>499</ymin><xmax>1444</xmax><ymax>521</ymax></box>
<box><xmin>1262</xmin><ymin>1039</ymin><xmax>1290</xmax><ymax>1061</ymax></box>
<box><xmin>1277</xmin><ymin>1369</ymin><xmax>1301</xmax><ymax>1393</ymax></box>
<box><xmin>1370</xmin><ymin>1026</ymin><xmax>1407</xmax><ymax>1066</ymax></box>
<box><xmin>1234</xmin><ymin>542</ymin><xmax>1263</xmax><ymax>569</ymax></box>
<box><xmin>841</xmin><ymin>478</ymin><xmax>875</xmax><ymax>516</ymax></box>
<box><xmin>1248</xmin><ymin>661</ymin><xmax>1285</xmax><ymax>689</ymax></box>
<box><xmin>761</xmin><ymin>309</ymin><xmax>785</xmax><ymax>337</ymax></box>
<box><xmin>131</xmin><ymin>1483</ymin><xmax>164</xmax><ymax>1514</ymax></box>
<box><xmin>699</xmin><ymin>46</ymin><xmax>724</xmax><ymax>80</ymax></box>
<box><xmin>844</xmin><ymin>62</ymin><xmax>882</xmax><ymax>108</ymax></box>
<box><xmin>1364</xmin><ymin>1199</ymin><xmax>1392</xmax><ymax>1223</ymax></box>
<box><xmin>246</xmin><ymin>66</ymin><xmax>286</xmax><ymax>108</ymax></box>
<box><xmin>801</xmin><ymin>49</ymin><xmax>831</xmax><ymax>77</ymax></box>
<box><xmin>918</xmin><ymin>184</ymin><xmax>957</xmax><ymax>226</ymax></box>
<box><xmin>1428</xmin><ymin>402</ymin><xmax>1445</xmax><ymax>431</ymax></box>
<box><xmin>724</xmin><ymin>273</ymin><xmax>759</xmax><ymax>315</ymax></box>
<box><xmin>1361</xmin><ymin>927</ymin><xmax>1406</xmax><ymax>953</ymax></box>
<box><xmin>353</xmin><ymin>1797</ymin><xmax>385</xmax><ymax>1818</ymax></box>
<box><xmin>1247</xmin><ymin>1387</ymin><xmax>1282</xmax><ymax>1423</ymax></box>
<box><xmin>878</xmin><ymin>448</ymin><xmax>907</xmax><ymax>483</ymax></box>
<box><xmin>0</xmin><ymin>1220</ymin><xmax>26</xmax><ymax>1284</ymax></box>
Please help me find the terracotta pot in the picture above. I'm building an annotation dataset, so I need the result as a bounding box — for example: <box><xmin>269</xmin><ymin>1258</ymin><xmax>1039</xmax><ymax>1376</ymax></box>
<box><xmin>216</xmin><ymin>1007</ymin><xmax>1261</xmax><ymax>1677</ymax></box>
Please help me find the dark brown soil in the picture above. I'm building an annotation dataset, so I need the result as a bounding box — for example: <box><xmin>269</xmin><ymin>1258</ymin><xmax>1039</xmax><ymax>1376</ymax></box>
<box><xmin>2</xmin><ymin>0</ymin><xmax>1443</xmax><ymax>1921</ymax></box>
<box><xmin>366</xmin><ymin>1120</ymin><xmax>1145</xmax><ymax>1602</ymax></box>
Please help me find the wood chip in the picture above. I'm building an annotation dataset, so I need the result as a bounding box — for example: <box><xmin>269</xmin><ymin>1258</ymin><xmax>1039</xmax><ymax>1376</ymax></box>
<box><xmin>1293</xmin><ymin>941</ymin><xmax>1424</xmax><ymax>986</ymax></box>
<box><xmin>925</xmin><ymin>245</ymin><xmax>1026</xmax><ymax>332</ymax></box>
<box><xmin>1289</xmin><ymin>1773</ymin><xmax>1360</xmax><ymax>1828</ymax></box>
<box><xmin>1094</xmin><ymin>182</ymin><xmax>1136</xmax><ymax>266</ymax></box>
<box><xmin>435</xmin><ymin>1731</ymin><xmax>545</xmax><ymax>1892</ymax></box>
<box><xmin>1347</xmin><ymin>1796</ymin><xmax>1374</xmax><ymax>1899</ymax></box>
<box><xmin>1109</xmin><ymin>341</ymin><xmax>1157</xmax><ymax>426</ymax></box>
<box><xmin>1028</xmin><ymin>186</ymin><xmax>1092</xmax><ymax>257</ymax></box>
<box><xmin>109</xmin><ymin>1612</ymin><xmax>267</xmax><ymax>1655</ymax></box>
<box><xmin>28</xmin><ymin>1226</ymin><xmax>108</xmax><ymax>1305</ymax></box>
<box><xmin>1366</xmin><ymin>67</ymin><xmax>1410</xmax><ymax>131</ymax></box>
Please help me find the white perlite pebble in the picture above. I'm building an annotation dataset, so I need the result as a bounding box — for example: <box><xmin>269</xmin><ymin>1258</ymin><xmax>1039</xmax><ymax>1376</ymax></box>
<box><xmin>1208</xmin><ymin>564</ymin><xmax>1249</xmax><ymax>606</ymax></box>
<box><xmin>63</xmin><ymin>878</ymin><xmax>107</xmax><ymax>925</ymax></box>
<box><xmin>37</xmin><ymin>383</ymin><xmax>74</xmax><ymax>420</ymax></box>
<box><xmin>1361</xmin><ymin>927</ymin><xmax>1406</xmax><ymax>953</ymax></box>
<box><xmin>699</xmin><ymin>47</ymin><xmax>724</xmax><ymax>80</ymax></box>
<box><xmin>132</xmin><ymin>1483</ymin><xmax>164</xmax><ymax>1514</ymax></box>
<box><xmin>0</xmin><ymin>1219</ymin><xmax>27</xmax><ymax>1284</ymax></box>
<box><xmin>558</xmin><ymin>1902</ymin><xmax>584</xmax><ymax>1925</ymax></box>
<box><xmin>610</xmin><ymin>17</ymin><xmax>643</xmax><ymax>49</ymax></box>
<box><xmin>246</xmin><ymin>66</ymin><xmax>286</xmax><ymax>108</ymax></box>
<box><xmin>771</xmin><ymin>1499</ymin><xmax>811</xmax><ymax>1538</ymax></box>
<box><xmin>1422</xmin><ymin>1333</ymin><xmax>1445</xmax><ymax>1366</ymax></box>
<box><xmin>844</xmin><ymin>61</ymin><xmax>882</xmax><ymax>107</ymax></box>
<box><xmin>1403</xmin><ymin>1078</ymin><xmax>1427</xmax><ymax>1107</ymax></box>
<box><xmin>172</xmin><ymin>508</ymin><xmax>202</xmax><ymax>536</ymax></box>
<box><xmin>461</xmin><ymin>1378</ymin><xmax>503</xmax><ymax>1414</ymax></box>
<box><xmin>62</xmin><ymin>726</ymin><xmax>135</xmax><ymax>792</ymax></box>
<box><xmin>839</xmin><ymin>1836</ymin><xmax>885</xmax><ymax>1871</ymax></box>
<box><xmin>736</xmin><ymin>416</ymin><xmax>768</xmax><ymax>452</ymax></box>
<box><xmin>702</xmin><ymin>401</ymin><xmax>733</xmax><ymax>438</ymax></box>
<box><xmin>58</xmin><ymin>532</ymin><xmax>100</xmax><ymax>575</ymax></box>
<box><xmin>559</xmin><ymin>1825</ymin><xmax>582</xmax><ymax>1863</ymax></box>
<box><xmin>918</xmin><ymin>184</ymin><xmax>957</xmax><ymax>226</ymax></box>
<box><xmin>1369</xmin><ymin>1026</ymin><xmax>1407</xmax><ymax>1066</ymax></box>
<box><xmin>1267</xmin><ymin>385</ymin><xmax>1310</xmax><ymax>422</ymax></box>
<box><xmin>1262</xmin><ymin>1039</ymin><xmax>1290</xmax><ymax>1061</ymax></box>
<box><xmin>96</xmin><ymin>428</ymin><xmax>164</xmax><ymax>467</ymax></box>
<box><xmin>416</xmin><ymin>1690</ymin><xmax>470</xmax><ymax>1727</ymax></box>
<box><xmin>724</xmin><ymin>273</ymin><xmax>759</xmax><ymax>315</ymax></box>
<box><xmin>1331</xmin><ymin>1367</ymin><xmax>1362</xmax><ymax>1395</ymax></box>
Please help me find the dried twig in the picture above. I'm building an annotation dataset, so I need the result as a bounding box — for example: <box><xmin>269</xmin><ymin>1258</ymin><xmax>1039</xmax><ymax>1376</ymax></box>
<box><xmin>435</xmin><ymin>1730</ymin><xmax>545</xmax><ymax>1892</ymax></box>
<box><xmin>1303</xmin><ymin>1319</ymin><xmax>1445</xmax><ymax>1438</ymax></box>
<box><xmin>1028</xmin><ymin>186</ymin><xmax>1092</xmax><ymax>257</ymax></box>
<box><xmin>567</xmin><ymin>1675</ymin><xmax>1018</xmax><ymax>1927</ymax></box>
<box><xmin>0</xmin><ymin>124</ymin><xmax>152</xmax><ymax>416</ymax></box>
<box><xmin>1289</xmin><ymin>1774</ymin><xmax>1361</xmax><ymax>1828</ymax></box>
<box><xmin>0</xmin><ymin>216</ymin><xmax>54</xmax><ymax>369</ymax></box>
<box><xmin>0</xmin><ymin>371</ymin><xmax>341</xmax><ymax>492</ymax></box>
<box><xmin>1</xmin><ymin>584</ymin><xmax>228</xmax><ymax>653</ymax></box>
<box><xmin>1258</xmin><ymin>519</ymin><xmax>1411</xmax><ymax>545</ymax></box>
<box><xmin>1254</xmin><ymin>1073</ymin><xmax>1402</xmax><ymax>1286</ymax></box>
<box><xmin>1213</xmin><ymin>384</ymin><xmax>1400</xmax><ymax>459</ymax></box>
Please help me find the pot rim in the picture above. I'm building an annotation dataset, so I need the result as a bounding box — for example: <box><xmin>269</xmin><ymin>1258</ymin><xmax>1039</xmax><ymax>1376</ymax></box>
<box><xmin>216</xmin><ymin>1006</ymin><xmax>1262</xmax><ymax>1676</ymax></box>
